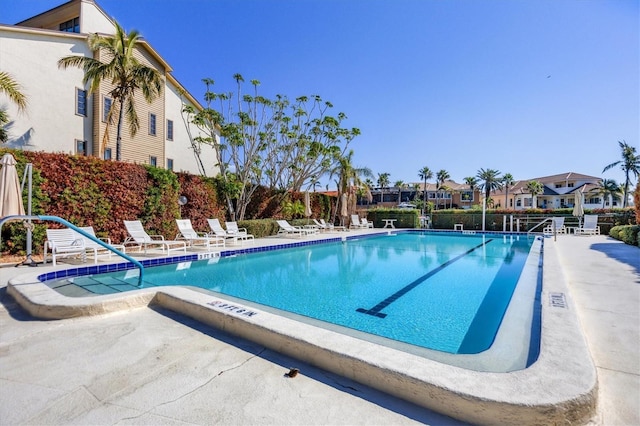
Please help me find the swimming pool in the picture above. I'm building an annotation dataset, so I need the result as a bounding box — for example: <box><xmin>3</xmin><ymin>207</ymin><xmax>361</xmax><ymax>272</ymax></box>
<box><xmin>47</xmin><ymin>231</ymin><xmax>539</xmax><ymax>358</ymax></box>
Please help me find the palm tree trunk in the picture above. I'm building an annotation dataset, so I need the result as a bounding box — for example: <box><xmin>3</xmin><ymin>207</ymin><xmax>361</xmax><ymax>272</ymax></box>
<box><xmin>116</xmin><ymin>98</ymin><xmax>125</xmax><ymax>161</ymax></box>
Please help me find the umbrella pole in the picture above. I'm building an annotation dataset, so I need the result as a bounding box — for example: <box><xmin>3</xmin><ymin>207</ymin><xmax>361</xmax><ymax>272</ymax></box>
<box><xmin>17</xmin><ymin>164</ymin><xmax>36</xmax><ymax>267</ymax></box>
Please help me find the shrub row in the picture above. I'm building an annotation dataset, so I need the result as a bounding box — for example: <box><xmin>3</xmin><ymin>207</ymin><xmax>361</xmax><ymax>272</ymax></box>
<box><xmin>0</xmin><ymin>149</ymin><xmax>334</xmax><ymax>255</ymax></box>
<box><xmin>609</xmin><ymin>225</ymin><xmax>640</xmax><ymax>247</ymax></box>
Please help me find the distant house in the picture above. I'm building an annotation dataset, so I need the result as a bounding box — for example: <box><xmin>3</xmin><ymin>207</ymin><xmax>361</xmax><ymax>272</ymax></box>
<box><xmin>492</xmin><ymin>172</ymin><xmax>621</xmax><ymax>210</ymax></box>
<box><xmin>367</xmin><ymin>180</ymin><xmax>482</xmax><ymax>209</ymax></box>
<box><xmin>0</xmin><ymin>0</ymin><xmax>218</xmax><ymax>176</ymax></box>
<box><xmin>363</xmin><ymin>172</ymin><xmax>625</xmax><ymax>211</ymax></box>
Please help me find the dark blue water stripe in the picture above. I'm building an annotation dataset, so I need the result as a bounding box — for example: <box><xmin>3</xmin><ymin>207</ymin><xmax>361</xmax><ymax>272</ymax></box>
<box><xmin>457</xmin><ymin>239</ymin><xmax>531</xmax><ymax>353</ymax></box>
<box><xmin>356</xmin><ymin>239</ymin><xmax>494</xmax><ymax>318</ymax></box>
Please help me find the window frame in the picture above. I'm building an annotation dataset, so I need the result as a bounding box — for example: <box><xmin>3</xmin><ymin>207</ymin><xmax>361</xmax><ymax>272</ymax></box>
<box><xmin>76</xmin><ymin>88</ymin><xmax>87</xmax><ymax>117</ymax></box>
<box><xmin>149</xmin><ymin>156</ymin><xmax>157</xmax><ymax>167</ymax></box>
<box><xmin>104</xmin><ymin>148</ymin><xmax>112</xmax><ymax>160</ymax></box>
<box><xmin>59</xmin><ymin>17</ymin><xmax>80</xmax><ymax>33</ymax></box>
<box><xmin>167</xmin><ymin>158</ymin><xmax>174</xmax><ymax>171</ymax></box>
<box><xmin>149</xmin><ymin>113</ymin><xmax>157</xmax><ymax>136</ymax></box>
<box><xmin>167</xmin><ymin>119</ymin><xmax>173</xmax><ymax>141</ymax></box>
<box><xmin>102</xmin><ymin>96</ymin><xmax>112</xmax><ymax>123</ymax></box>
<box><xmin>75</xmin><ymin>139</ymin><xmax>87</xmax><ymax>156</ymax></box>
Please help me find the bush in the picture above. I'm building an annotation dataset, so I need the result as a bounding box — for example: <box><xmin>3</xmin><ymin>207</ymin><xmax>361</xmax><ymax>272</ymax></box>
<box><xmin>609</xmin><ymin>225</ymin><xmax>640</xmax><ymax>247</ymax></box>
<box><xmin>366</xmin><ymin>208</ymin><xmax>419</xmax><ymax>228</ymax></box>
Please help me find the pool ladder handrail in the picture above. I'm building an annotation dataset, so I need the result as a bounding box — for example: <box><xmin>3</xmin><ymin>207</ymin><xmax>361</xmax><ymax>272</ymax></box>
<box><xmin>0</xmin><ymin>215</ymin><xmax>144</xmax><ymax>285</ymax></box>
<box><xmin>527</xmin><ymin>217</ymin><xmax>560</xmax><ymax>241</ymax></box>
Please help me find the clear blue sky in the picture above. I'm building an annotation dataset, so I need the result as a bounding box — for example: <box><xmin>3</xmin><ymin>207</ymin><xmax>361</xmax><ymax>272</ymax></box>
<box><xmin>3</xmin><ymin>0</ymin><xmax>639</xmax><ymax>189</ymax></box>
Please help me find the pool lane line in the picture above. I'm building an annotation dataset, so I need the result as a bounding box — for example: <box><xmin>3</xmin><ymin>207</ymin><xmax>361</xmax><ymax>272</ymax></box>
<box><xmin>356</xmin><ymin>239</ymin><xmax>494</xmax><ymax>318</ymax></box>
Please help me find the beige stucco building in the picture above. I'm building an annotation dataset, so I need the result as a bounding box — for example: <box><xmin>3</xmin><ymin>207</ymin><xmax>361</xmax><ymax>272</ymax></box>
<box><xmin>0</xmin><ymin>0</ymin><xmax>218</xmax><ymax>177</ymax></box>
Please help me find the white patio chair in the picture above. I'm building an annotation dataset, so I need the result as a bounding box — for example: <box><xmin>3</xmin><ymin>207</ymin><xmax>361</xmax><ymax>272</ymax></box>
<box><xmin>313</xmin><ymin>219</ymin><xmax>330</xmax><ymax>232</ymax></box>
<box><xmin>123</xmin><ymin>220</ymin><xmax>187</xmax><ymax>254</ymax></box>
<box><xmin>207</xmin><ymin>218</ymin><xmax>238</xmax><ymax>245</ymax></box>
<box><xmin>320</xmin><ymin>218</ymin><xmax>346</xmax><ymax>232</ymax></box>
<box><xmin>226</xmin><ymin>221</ymin><xmax>255</xmax><ymax>243</ymax></box>
<box><xmin>73</xmin><ymin>226</ymin><xmax>124</xmax><ymax>262</ymax></box>
<box><xmin>575</xmin><ymin>215</ymin><xmax>600</xmax><ymax>236</ymax></box>
<box><xmin>44</xmin><ymin>228</ymin><xmax>87</xmax><ymax>266</ymax></box>
<box><xmin>350</xmin><ymin>214</ymin><xmax>366</xmax><ymax>229</ymax></box>
<box><xmin>276</xmin><ymin>220</ymin><xmax>313</xmax><ymax>238</ymax></box>
<box><xmin>176</xmin><ymin>219</ymin><xmax>225</xmax><ymax>249</ymax></box>
<box><xmin>360</xmin><ymin>218</ymin><xmax>375</xmax><ymax>229</ymax></box>
<box><xmin>543</xmin><ymin>217</ymin><xmax>566</xmax><ymax>235</ymax></box>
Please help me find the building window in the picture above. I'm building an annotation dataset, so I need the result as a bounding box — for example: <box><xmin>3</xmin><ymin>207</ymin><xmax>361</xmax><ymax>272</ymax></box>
<box><xmin>567</xmin><ymin>182</ymin><xmax>575</xmax><ymax>188</ymax></box>
<box><xmin>104</xmin><ymin>148</ymin><xmax>112</xmax><ymax>160</ymax></box>
<box><xmin>103</xmin><ymin>97</ymin><xmax>112</xmax><ymax>122</ymax></box>
<box><xmin>149</xmin><ymin>113</ymin><xmax>156</xmax><ymax>136</ymax></box>
<box><xmin>460</xmin><ymin>191</ymin><xmax>473</xmax><ymax>202</ymax></box>
<box><xmin>150</xmin><ymin>156</ymin><xmax>157</xmax><ymax>167</ymax></box>
<box><xmin>76</xmin><ymin>88</ymin><xmax>87</xmax><ymax>116</ymax></box>
<box><xmin>59</xmin><ymin>17</ymin><xmax>79</xmax><ymax>33</ymax></box>
<box><xmin>76</xmin><ymin>140</ymin><xmax>87</xmax><ymax>156</ymax></box>
<box><xmin>167</xmin><ymin>158</ymin><xmax>174</xmax><ymax>171</ymax></box>
<box><xmin>509</xmin><ymin>199</ymin><xmax>513</xmax><ymax>207</ymax></box>
<box><xmin>588</xmin><ymin>197</ymin><xmax>600</xmax><ymax>204</ymax></box>
<box><xmin>554</xmin><ymin>183</ymin><xmax>562</xmax><ymax>188</ymax></box>
<box><xmin>516</xmin><ymin>199</ymin><xmax>522</xmax><ymax>207</ymax></box>
<box><xmin>167</xmin><ymin>119</ymin><xmax>173</xmax><ymax>141</ymax></box>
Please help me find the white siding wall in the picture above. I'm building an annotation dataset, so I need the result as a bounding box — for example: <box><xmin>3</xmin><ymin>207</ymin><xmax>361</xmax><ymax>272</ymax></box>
<box><xmin>80</xmin><ymin>1</ymin><xmax>115</xmax><ymax>34</ymax></box>
<box><xmin>164</xmin><ymin>83</ymin><xmax>219</xmax><ymax>177</ymax></box>
<box><xmin>0</xmin><ymin>28</ymin><xmax>92</xmax><ymax>154</ymax></box>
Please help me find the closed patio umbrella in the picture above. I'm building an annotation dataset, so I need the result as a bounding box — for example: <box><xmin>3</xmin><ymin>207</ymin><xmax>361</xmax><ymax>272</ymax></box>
<box><xmin>572</xmin><ymin>190</ymin><xmax>584</xmax><ymax>227</ymax></box>
<box><xmin>0</xmin><ymin>153</ymin><xmax>25</xmax><ymax>217</ymax></box>
<box><xmin>304</xmin><ymin>191</ymin><xmax>312</xmax><ymax>218</ymax></box>
<box><xmin>340</xmin><ymin>193</ymin><xmax>348</xmax><ymax>225</ymax></box>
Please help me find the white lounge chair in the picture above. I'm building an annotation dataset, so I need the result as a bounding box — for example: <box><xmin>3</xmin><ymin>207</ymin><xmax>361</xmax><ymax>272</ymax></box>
<box><xmin>207</xmin><ymin>218</ymin><xmax>238</xmax><ymax>244</ymax></box>
<box><xmin>360</xmin><ymin>218</ymin><xmax>375</xmax><ymax>229</ymax></box>
<box><xmin>313</xmin><ymin>219</ymin><xmax>330</xmax><ymax>232</ymax></box>
<box><xmin>123</xmin><ymin>220</ymin><xmax>187</xmax><ymax>254</ymax></box>
<box><xmin>226</xmin><ymin>221</ymin><xmax>255</xmax><ymax>243</ymax></box>
<box><xmin>277</xmin><ymin>220</ymin><xmax>313</xmax><ymax>238</ymax></box>
<box><xmin>73</xmin><ymin>226</ymin><xmax>123</xmax><ymax>262</ymax></box>
<box><xmin>176</xmin><ymin>219</ymin><xmax>225</xmax><ymax>249</ymax></box>
<box><xmin>350</xmin><ymin>215</ymin><xmax>366</xmax><ymax>229</ymax></box>
<box><xmin>543</xmin><ymin>217</ymin><xmax>566</xmax><ymax>235</ymax></box>
<box><xmin>44</xmin><ymin>228</ymin><xmax>87</xmax><ymax>266</ymax></box>
<box><xmin>575</xmin><ymin>215</ymin><xmax>600</xmax><ymax>236</ymax></box>
<box><xmin>320</xmin><ymin>218</ymin><xmax>346</xmax><ymax>232</ymax></box>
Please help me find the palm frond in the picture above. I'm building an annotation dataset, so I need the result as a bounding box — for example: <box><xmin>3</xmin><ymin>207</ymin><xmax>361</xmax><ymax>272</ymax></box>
<box><xmin>0</xmin><ymin>71</ymin><xmax>27</xmax><ymax>111</ymax></box>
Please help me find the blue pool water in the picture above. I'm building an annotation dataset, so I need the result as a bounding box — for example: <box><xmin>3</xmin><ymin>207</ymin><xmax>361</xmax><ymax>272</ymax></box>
<box><xmin>54</xmin><ymin>232</ymin><xmax>535</xmax><ymax>354</ymax></box>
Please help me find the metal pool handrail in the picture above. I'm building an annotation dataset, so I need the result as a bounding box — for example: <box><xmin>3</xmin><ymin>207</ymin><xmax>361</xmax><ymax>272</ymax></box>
<box><xmin>0</xmin><ymin>215</ymin><xmax>144</xmax><ymax>285</ymax></box>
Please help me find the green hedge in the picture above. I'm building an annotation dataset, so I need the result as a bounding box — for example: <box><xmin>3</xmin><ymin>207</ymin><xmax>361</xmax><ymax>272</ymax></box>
<box><xmin>609</xmin><ymin>225</ymin><xmax>640</xmax><ymax>247</ymax></box>
<box><xmin>365</xmin><ymin>208</ymin><xmax>420</xmax><ymax>228</ymax></box>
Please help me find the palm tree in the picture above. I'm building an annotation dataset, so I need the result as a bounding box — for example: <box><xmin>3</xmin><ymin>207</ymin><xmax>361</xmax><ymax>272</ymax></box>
<box><xmin>502</xmin><ymin>173</ymin><xmax>514</xmax><ymax>210</ymax></box>
<box><xmin>526</xmin><ymin>180</ymin><xmax>544</xmax><ymax>209</ymax></box>
<box><xmin>0</xmin><ymin>71</ymin><xmax>28</xmax><ymax>143</ymax></box>
<box><xmin>377</xmin><ymin>172</ymin><xmax>390</xmax><ymax>204</ymax></box>
<box><xmin>58</xmin><ymin>21</ymin><xmax>163</xmax><ymax>160</ymax></box>
<box><xmin>436</xmin><ymin>169</ymin><xmax>450</xmax><ymax>209</ymax></box>
<box><xmin>418</xmin><ymin>166</ymin><xmax>433</xmax><ymax>213</ymax></box>
<box><xmin>592</xmin><ymin>179</ymin><xmax>621</xmax><ymax>208</ymax></box>
<box><xmin>329</xmin><ymin>149</ymin><xmax>373</xmax><ymax>220</ymax></box>
<box><xmin>463</xmin><ymin>176</ymin><xmax>478</xmax><ymax>205</ymax></box>
<box><xmin>476</xmin><ymin>168</ymin><xmax>502</xmax><ymax>204</ymax></box>
<box><xmin>603</xmin><ymin>140</ymin><xmax>640</xmax><ymax>208</ymax></box>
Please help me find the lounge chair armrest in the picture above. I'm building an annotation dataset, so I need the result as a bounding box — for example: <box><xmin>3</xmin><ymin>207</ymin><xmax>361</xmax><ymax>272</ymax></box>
<box><xmin>148</xmin><ymin>235</ymin><xmax>165</xmax><ymax>241</ymax></box>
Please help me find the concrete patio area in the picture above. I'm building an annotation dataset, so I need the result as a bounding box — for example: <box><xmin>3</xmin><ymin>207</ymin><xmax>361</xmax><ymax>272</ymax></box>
<box><xmin>0</xmin><ymin>232</ymin><xmax>638</xmax><ymax>425</ymax></box>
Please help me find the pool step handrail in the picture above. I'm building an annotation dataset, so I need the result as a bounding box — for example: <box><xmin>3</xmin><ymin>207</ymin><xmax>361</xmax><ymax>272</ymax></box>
<box><xmin>0</xmin><ymin>215</ymin><xmax>144</xmax><ymax>285</ymax></box>
<box><xmin>527</xmin><ymin>217</ymin><xmax>562</xmax><ymax>240</ymax></box>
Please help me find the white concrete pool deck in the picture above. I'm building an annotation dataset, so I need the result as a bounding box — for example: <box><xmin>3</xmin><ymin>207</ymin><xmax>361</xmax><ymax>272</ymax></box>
<box><xmin>0</xmin><ymin>230</ymin><xmax>638</xmax><ymax>425</ymax></box>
